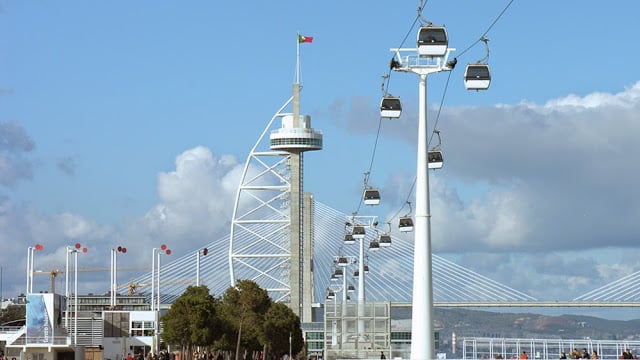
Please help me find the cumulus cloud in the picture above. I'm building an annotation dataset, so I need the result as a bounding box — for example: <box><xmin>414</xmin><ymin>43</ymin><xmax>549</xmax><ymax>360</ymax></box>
<box><xmin>121</xmin><ymin>146</ymin><xmax>244</xmax><ymax>262</ymax></box>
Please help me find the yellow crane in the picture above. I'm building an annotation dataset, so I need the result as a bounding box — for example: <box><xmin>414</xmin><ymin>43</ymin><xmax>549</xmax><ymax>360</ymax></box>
<box><xmin>34</xmin><ymin>266</ymin><xmax>150</xmax><ymax>293</ymax></box>
<box><xmin>118</xmin><ymin>278</ymin><xmax>196</xmax><ymax>296</ymax></box>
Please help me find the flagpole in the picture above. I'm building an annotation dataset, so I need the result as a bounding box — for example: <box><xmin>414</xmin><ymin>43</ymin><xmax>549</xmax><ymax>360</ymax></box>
<box><xmin>296</xmin><ymin>32</ymin><xmax>301</xmax><ymax>85</ymax></box>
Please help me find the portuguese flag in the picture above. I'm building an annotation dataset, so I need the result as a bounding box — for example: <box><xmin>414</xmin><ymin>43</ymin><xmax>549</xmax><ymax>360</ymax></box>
<box><xmin>298</xmin><ymin>34</ymin><xmax>313</xmax><ymax>43</ymax></box>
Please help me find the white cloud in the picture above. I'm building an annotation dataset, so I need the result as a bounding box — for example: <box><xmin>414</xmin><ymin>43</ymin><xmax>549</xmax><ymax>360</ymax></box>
<box><xmin>149</xmin><ymin>146</ymin><xmax>241</xmax><ymax>237</ymax></box>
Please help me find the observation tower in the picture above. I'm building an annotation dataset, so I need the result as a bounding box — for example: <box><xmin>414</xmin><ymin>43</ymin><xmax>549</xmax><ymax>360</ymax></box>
<box><xmin>270</xmin><ymin>81</ymin><xmax>322</xmax><ymax>319</ymax></box>
<box><xmin>229</xmin><ymin>36</ymin><xmax>322</xmax><ymax>321</ymax></box>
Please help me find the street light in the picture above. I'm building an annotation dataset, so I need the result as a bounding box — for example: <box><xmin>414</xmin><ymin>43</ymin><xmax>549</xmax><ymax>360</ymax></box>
<box><xmin>196</xmin><ymin>247</ymin><xmax>208</xmax><ymax>286</ymax></box>
<box><xmin>66</xmin><ymin>242</ymin><xmax>88</xmax><ymax>345</ymax></box>
<box><xmin>26</xmin><ymin>244</ymin><xmax>44</xmax><ymax>294</ymax></box>
<box><xmin>390</xmin><ymin>37</ymin><xmax>455</xmax><ymax>360</ymax></box>
<box><xmin>111</xmin><ymin>245</ymin><xmax>127</xmax><ymax>308</ymax></box>
<box><xmin>151</xmin><ymin>244</ymin><xmax>171</xmax><ymax>354</ymax></box>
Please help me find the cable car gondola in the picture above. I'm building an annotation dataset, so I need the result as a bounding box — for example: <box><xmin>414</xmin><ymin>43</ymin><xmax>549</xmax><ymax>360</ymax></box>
<box><xmin>380</xmin><ymin>96</ymin><xmax>402</xmax><ymax>118</ymax></box>
<box><xmin>363</xmin><ymin>187</ymin><xmax>381</xmax><ymax>205</ymax></box>
<box><xmin>337</xmin><ymin>256</ymin><xmax>349</xmax><ymax>267</ymax></box>
<box><xmin>352</xmin><ymin>225</ymin><xmax>366</xmax><ymax>239</ymax></box>
<box><xmin>428</xmin><ymin>150</ymin><xmax>444</xmax><ymax>169</ymax></box>
<box><xmin>368</xmin><ymin>240</ymin><xmax>380</xmax><ymax>252</ymax></box>
<box><xmin>398</xmin><ymin>216</ymin><xmax>414</xmax><ymax>232</ymax></box>
<box><xmin>464</xmin><ymin>63</ymin><xmax>491</xmax><ymax>90</ymax></box>
<box><xmin>379</xmin><ymin>234</ymin><xmax>391</xmax><ymax>247</ymax></box>
<box><xmin>344</xmin><ymin>233</ymin><xmax>355</xmax><ymax>245</ymax></box>
<box><xmin>417</xmin><ymin>25</ymin><xmax>448</xmax><ymax>57</ymax></box>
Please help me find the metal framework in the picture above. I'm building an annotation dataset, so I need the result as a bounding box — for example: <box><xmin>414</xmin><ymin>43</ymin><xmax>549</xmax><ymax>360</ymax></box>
<box><xmin>228</xmin><ymin>97</ymin><xmax>296</xmax><ymax>303</ymax></box>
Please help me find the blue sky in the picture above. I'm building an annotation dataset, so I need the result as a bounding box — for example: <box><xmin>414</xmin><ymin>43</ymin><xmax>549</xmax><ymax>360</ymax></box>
<box><xmin>2</xmin><ymin>1</ymin><xmax>640</xmax><ymax>319</ymax></box>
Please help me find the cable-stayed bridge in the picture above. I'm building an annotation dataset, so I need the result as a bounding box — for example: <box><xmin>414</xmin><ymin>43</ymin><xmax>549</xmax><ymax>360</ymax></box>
<box><xmin>127</xmin><ymin>200</ymin><xmax>640</xmax><ymax>309</ymax></box>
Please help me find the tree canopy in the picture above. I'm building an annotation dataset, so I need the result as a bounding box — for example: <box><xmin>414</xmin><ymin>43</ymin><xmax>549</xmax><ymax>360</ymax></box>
<box><xmin>161</xmin><ymin>285</ymin><xmax>222</xmax><ymax>358</ymax></box>
<box><xmin>263</xmin><ymin>302</ymin><xmax>304</xmax><ymax>357</ymax></box>
<box><xmin>160</xmin><ymin>280</ymin><xmax>304</xmax><ymax>360</ymax></box>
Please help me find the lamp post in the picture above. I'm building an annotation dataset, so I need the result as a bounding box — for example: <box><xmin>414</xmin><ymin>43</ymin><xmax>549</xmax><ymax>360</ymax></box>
<box><xmin>151</xmin><ymin>244</ymin><xmax>171</xmax><ymax>354</ymax></box>
<box><xmin>196</xmin><ymin>247</ymin><xmax>208</xmax><ymax>286</ymax></box>
<box><xmin>111</xmin><ymin>246</ymin><xmax>127</xmax><ymax>308</ymax></box>
<box><xmin>26</xmin><ymin>244</ymin><xmax>43</xmax><ymax>294</ymax></box>
<box><xmin>390</xmin><ymin>45</ymin><xmax>455</xmax><ymax>360</ymax></box>
<box><xmin>66</xmin><ymin>242</ymin><xmax>88</xmax><ymax>345</ymax></box>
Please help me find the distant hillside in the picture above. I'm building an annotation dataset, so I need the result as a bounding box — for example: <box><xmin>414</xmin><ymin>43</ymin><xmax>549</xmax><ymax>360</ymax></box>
<box><xmin>392</xmin><ymin>307</ymin><xmax>640</xmax><ymax>343</ymax></box>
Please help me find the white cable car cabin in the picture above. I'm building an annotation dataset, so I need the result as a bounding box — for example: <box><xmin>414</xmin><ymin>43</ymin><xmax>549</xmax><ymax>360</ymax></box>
<box><xmin>380</xmin><ymin>97</ymin><xmax>402</xmax><ymax>118</ymax></box>
<box><xmin>369</xmin><ymin>240</ymin><xmax>380</xmax><ymax>251</ymax></box>
<box><xmin>428</xmin><ymin>150</ymin><xmax>444</xmax><ymax>169</ymax></box>
<box><xmin>363</xmin><ymin>188</ymin><xmax>381</xmax><ymax>205</ymax></box>
<box><xmin>417</xmin><ymin>25</ymin><xmax>448</xmax><ymax>57</ymax></box>
<box><xmin>337</xmin><ymin>256</ymin><xmax>349</xmax><ymax>267</ymax></box>
<box><xmin>398</xmin><ymin>216</ymin><xmax>414</xmax><ymax>232</ymax></box>
<box><xmin>352</xmin><ymin>225</ymin><xmax>366</xmax><ymax>239</ymax></box>
<box><xmin>379</xmin><ymin>234</ymin><xmax>391</xmax><ymax>247</ymax></box>
<box><xmin>344</xmin><ymin>233</ymin><xmax>355</xmax><ymax>245</ymax></box>
<box><xmin>464</xmin><ymin>63</ymin><xmax>491</xmax><ymax>90</ymax></box>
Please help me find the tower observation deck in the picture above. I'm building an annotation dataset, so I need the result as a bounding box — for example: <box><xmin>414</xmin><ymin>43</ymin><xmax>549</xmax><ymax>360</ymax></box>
<box><xmin>270</xmin><ymin>114</ymin><xmax>323</xmax><ymax>151</ymax></box>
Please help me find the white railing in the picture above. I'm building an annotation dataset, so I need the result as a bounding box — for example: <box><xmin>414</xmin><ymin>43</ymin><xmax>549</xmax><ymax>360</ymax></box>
<box><xmin>3</xmin><ymin>325</ymin><xmax>25</xmax><ymax>345</ymax></box>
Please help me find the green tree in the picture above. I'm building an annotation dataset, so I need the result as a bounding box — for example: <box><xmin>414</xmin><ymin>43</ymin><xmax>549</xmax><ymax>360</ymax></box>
<box><xmin>161</xmin><ymin>285</ymin><xmax>222</xmax><ymax>360</ymax></box>
<box><xmin>263</xmin><ymin>302</ymin><xmax>304</xmax><ymax>358</ymax></box>
<box><xmin>218</xmin><ymin>280</ymin><xmax>272</xmax><ymax>360</ymax></box>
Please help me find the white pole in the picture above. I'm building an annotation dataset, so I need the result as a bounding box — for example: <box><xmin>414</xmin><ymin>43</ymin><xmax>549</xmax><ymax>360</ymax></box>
<box><xmin>110</xmin><ymin>249</ymin><xmax>114</xmax><ymax>308</ymax></box>
<box><xmin>26</xmin><ymin>247</ymin><xmax>31</xmax><ymax>294</ymax></box>
<box><xmin>157</xmin><ymin>251</ymin><xmax>161</xmax><ymax>314</ymax></box>
<box><xmin>114</xmin><ymin>248</ymin><xmax>118</xmax><ymax>306</ymax></box>
<box><xmin>74</xmin><ymin>250</ymin><xmax>78</xmax><ymax>346</ymax></box>
<box><xmin>331</xmin><ymin>293</ymin><xmax>337</xmax><ymax>346</ymax></box>
<box><xmin>289</xmin><ymin>332</ymin><xmax>292</xmax><ymax>360</ymax></box>
<box><xmin>196</xmin><ymin>251</ymin><xmax>200</xmax><ymax>286</ymax></box>
<box><xmin>151</xmin><ymin>249</ymin><xmax>156</xmax><ymax>312</ymax></box>
<box><xmin>156</xmin><ymin>251</ymin><xmax>161</xmax><ymax>354</ymax></box>
<box><xmin>65</xmin><ymin>247</ymin><xmax>70</xmax><ymax>329</ymax></box>
<box><xmin>411</xmin><ymin>73</ymin><xmax>434</xmax><ymax>360</ymax></box>
<box><xmin>29</xmin><ymin>247</ymin><xmax>34</xmax><ymax>293</ymax></box>
<box><xmin>342</xmin><ymin>266</ymin><xmax>348</xmax><ymax>345</ymax></box>
<box><xmin>357</xmin><ymin>238</ymin><xmax>365</xmax><ymax>336</ymax></box>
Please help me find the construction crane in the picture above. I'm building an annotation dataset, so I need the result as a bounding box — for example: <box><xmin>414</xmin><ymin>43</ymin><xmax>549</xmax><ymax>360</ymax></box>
<box><xmin>118</xmin><ymin>278</ymin><xmax>196</xmax><ymax>296</ymax></box>
<box><xmin>34</xmin><ymin>266</ymin><xmax>150</xmax><ymax>293</ymax></box>
<box><xmin>33</xmin><ymin>269</ymin><xmax>64</xmax><ymax>294</ymax></box>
